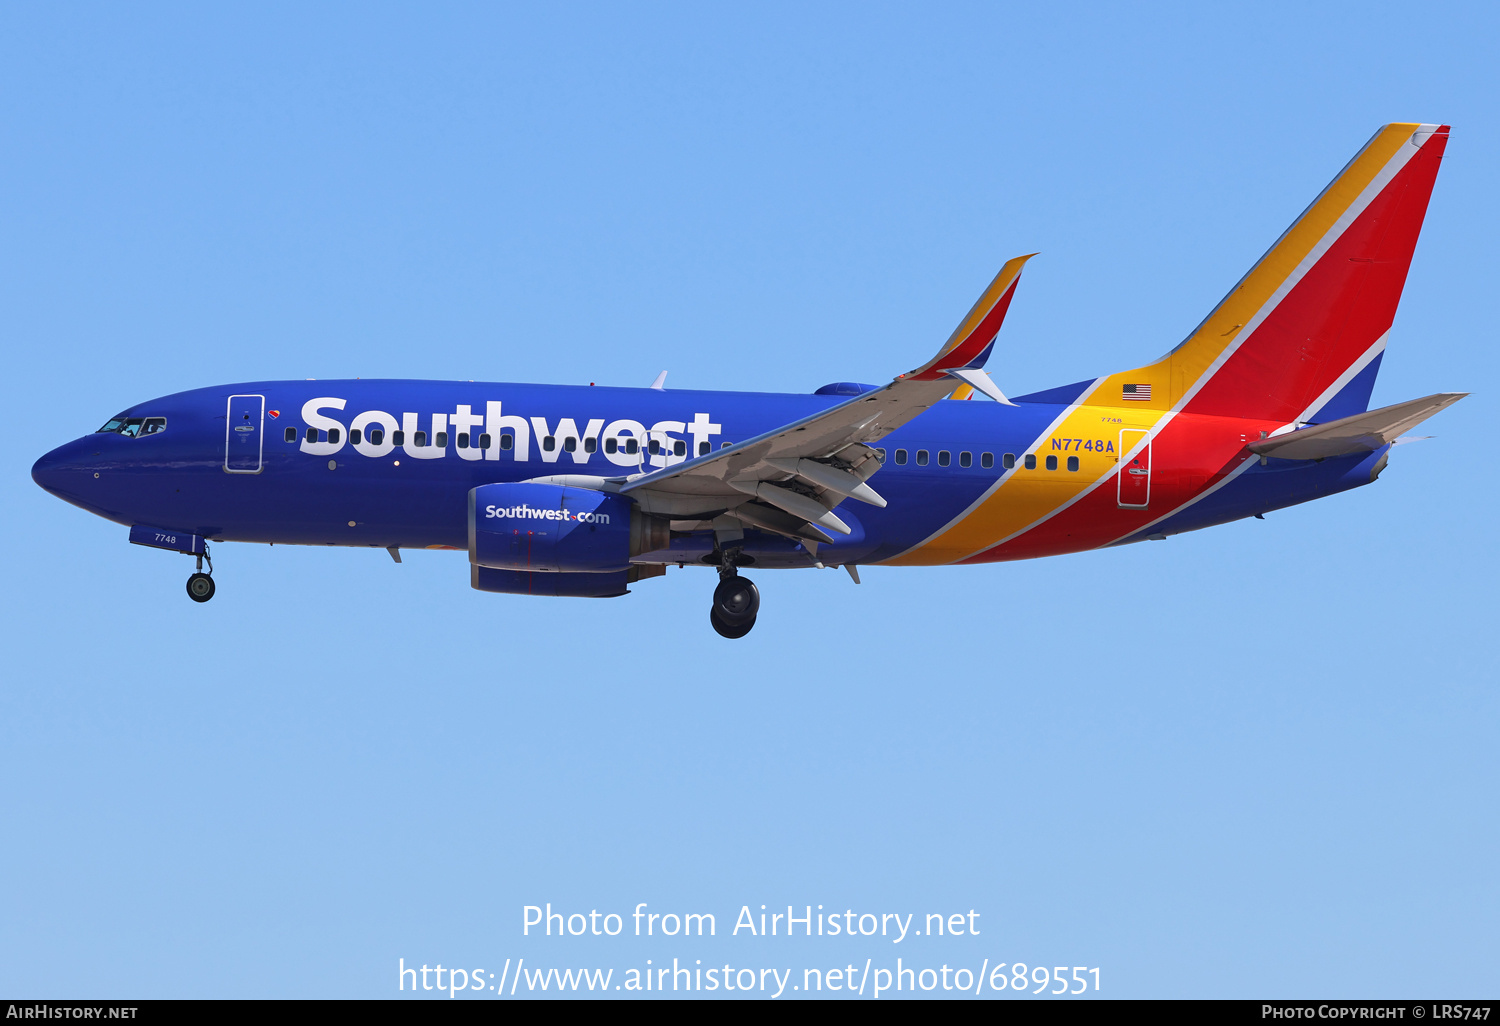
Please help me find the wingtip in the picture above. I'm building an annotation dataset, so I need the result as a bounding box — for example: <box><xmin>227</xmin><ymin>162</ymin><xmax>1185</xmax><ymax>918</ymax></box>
<box><xmin>914</xmin><ymin>255</ymin><xmax>1036</xmax><ymax>380</ymax></box>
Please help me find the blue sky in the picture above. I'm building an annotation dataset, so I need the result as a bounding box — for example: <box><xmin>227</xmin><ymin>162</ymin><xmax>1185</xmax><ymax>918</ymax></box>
<box><xmin>1</xmin><ymin>2</ymin><xmax>1495</xmax><ymax>999</ymax></box>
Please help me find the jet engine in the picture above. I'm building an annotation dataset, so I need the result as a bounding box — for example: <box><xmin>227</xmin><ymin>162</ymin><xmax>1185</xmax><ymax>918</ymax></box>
<box><xmin>468</xmin><ymin>481</ymin><xmax>669</xmax><ymax>577</ymax></box>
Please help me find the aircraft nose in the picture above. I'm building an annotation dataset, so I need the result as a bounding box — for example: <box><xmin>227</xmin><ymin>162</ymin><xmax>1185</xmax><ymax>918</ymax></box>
<box><xmin>32</xmin><ymin>438</ymin><xmax>93</xmax><ymax>499</ymax></box>
<box><xmin>32</xmin><ymin>446</ymin><xmax>67</xmax><ymax>494</ymax></box>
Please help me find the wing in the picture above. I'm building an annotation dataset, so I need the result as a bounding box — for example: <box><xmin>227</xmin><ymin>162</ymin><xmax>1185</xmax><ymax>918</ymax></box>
<box><xmin>1248</xmin><ymin>392</ymin><xmax>1467</xmax><ymax>461</ymax></box>
<box><xmin>611</xmin><ymin>254</ymin><xmax>1035</xmax><ymax>540</ymax></box>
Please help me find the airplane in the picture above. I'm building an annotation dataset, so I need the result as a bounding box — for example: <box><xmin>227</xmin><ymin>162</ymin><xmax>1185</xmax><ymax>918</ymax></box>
<box><xmin>32</xmin><ymin>123</ymin><xmax>1466</xmax><ymax>638</ymax></box>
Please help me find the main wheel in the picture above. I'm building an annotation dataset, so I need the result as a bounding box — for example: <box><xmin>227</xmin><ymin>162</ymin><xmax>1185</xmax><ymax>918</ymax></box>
<box><xmin>186</xmin><ymin>572</ymin><xmax>216</xmax><ymax>603</ymax></box>
<box><xmin>710</xmin><ymin>606</ymin><xmax>755</xmax><ymax>639</ymax></box>
<box><xmin>712</xmin><ymin>575</ymin><xmax>759</xmax><ymax>627</ymax></box>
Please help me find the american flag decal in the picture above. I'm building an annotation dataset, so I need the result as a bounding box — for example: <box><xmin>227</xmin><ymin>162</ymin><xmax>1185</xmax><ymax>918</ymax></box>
<box><xmin>1122</xmin><ymin>384</ymin><xmax>1152</xmax><ymax>401</ymax></box>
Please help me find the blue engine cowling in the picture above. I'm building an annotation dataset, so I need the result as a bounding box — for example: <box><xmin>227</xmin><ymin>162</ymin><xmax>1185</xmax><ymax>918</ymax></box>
<box><xmin>470</xmin><ymin>566</ymin><xmax>632</xmax><ymax>598</ymax></box>
<box><xmin>468</xmin><ymin>482</ymin><xmax>668</xmax><ymax>574</ymax></box>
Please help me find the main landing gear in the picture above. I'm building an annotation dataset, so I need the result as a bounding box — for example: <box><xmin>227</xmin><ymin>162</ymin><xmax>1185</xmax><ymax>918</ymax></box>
<box><xmin>186</xmin><ymin>547</ymin><xmax>215</xmax><ymax>603</ymax></box>
<box><xmin>710</xmin><ymin>550</ymin><xmax>759</xmax><ymax>639</ymax></box>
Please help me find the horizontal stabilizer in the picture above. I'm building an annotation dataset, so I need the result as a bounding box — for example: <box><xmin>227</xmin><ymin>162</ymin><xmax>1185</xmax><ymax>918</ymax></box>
<box><xmin>1248</xmin><ymin>393</ymin><xmax>1467</xmax><ymax>460</ymax></box>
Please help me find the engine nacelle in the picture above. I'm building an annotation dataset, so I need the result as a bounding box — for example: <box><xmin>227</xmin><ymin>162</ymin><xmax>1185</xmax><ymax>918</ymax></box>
<box><xmin>471</xmin><ymin>566</ymin><xmax>632</xmax><ymax>598</ymax></box>
<box><xmin>468</xmin><ymin>482</ymin><xmax>669</xmax><ymax>574</ymax></box>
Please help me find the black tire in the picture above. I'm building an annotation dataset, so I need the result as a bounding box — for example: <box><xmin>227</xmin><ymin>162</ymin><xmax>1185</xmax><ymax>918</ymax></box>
<box><xmin>710</xmin><ymin>606</ymin><xmax>754</xmax><ymax>639</ymax></box>
<box><xmin>712</xmin><ymin>575</ymin><xmax>759</xmax><ymax>627</ymax></box>
<box><xmin>186</xmin><ymin>573</ymin><xmax>215</xmax><ymax>603</ymax></box>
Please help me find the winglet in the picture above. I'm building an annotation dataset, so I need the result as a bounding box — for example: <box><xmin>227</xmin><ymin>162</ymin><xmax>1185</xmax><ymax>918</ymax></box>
<box><xmin>910</xmin><ymin>253</ymin><xmax>1036</xmax><ymax>381</ymax></box>
<box><xmin>649</xmin><ymin>370</ymin><xmax>668</xmax><ymax>390</ymax></box>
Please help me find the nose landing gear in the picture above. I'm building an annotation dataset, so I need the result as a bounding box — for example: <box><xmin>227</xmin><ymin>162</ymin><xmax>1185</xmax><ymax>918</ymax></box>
<box><xmin>187</xmin><ymin>573</ymin><xmax>215</xmax><ymax>602</ymax></box>
<box><xmin>186</xmin><ymin>546</ymin><xmax>215</xmax><ymax>603</ymax></box>
<box><xmin>710</xmin><ymin>551</ymin><xmax>758</xmax><ymax>639</ymax></box>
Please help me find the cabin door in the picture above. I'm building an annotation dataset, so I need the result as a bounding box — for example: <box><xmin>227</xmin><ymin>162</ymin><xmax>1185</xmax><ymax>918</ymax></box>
<box><xmin>225</xmin><ymin>394</ymin><xmax>265</xmax><ymax>474</ymax></box>
<box><xmin>1117</xmin><ymin>429</ymin><xmax>1151</xmax><ymax>508</ymax></box>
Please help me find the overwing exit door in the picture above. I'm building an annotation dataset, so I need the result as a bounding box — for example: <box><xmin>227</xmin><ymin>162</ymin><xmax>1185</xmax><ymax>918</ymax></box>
<box><xmin>1117</xmin><ymin>429</ymin><xmax>1151</xmax><ymax>508</ymax></box>
<box><xmin>225</xmin><ymin>394</ymin><xmax>265</xmax><ymax>473</ymax></box>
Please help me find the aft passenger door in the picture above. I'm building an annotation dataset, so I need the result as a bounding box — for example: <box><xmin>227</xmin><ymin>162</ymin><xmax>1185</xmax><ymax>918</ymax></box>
<box><xmin>225</xmin><ymin>394</ymin><xmax>265</xmax><ymax>474</ymax></box>
<box><xmin>1117</xmin><ymin>429</ymin><xmax>1150</xmax><ymax>508</ymax></box>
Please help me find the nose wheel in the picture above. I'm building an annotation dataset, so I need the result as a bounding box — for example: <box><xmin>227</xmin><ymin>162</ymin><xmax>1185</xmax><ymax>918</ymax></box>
<box><xmin>186</xmin><ymin>572</ymin><xmax>215</xmax><ymax>602</ymax></box>
<box><xmin>710</xmin><ymin>561</ymin><xmax>759</xmax><ymax>638</ymax></box>
<box><xmin>185</xmin><ymin>546</ymin><xmax>215</xmax><ymax>603</ymax></box>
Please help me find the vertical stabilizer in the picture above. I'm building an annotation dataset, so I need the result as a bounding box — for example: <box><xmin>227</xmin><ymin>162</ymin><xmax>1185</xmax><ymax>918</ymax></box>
<box><xmin>1088</xmin><ymin>123</ymin><xmax>1449</xmax><ymax>422</ymax></box>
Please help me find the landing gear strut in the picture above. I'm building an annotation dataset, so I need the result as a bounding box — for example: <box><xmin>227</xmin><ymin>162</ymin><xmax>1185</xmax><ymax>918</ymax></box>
<box><xmin>710</xmin><ymin>549</ymin><xmax>758</xmax><ymax>638</ymax></box>
<box><xmin>186</xmin><ymin>546</ymin><xmax>215</xmax><ymax>603</ymax></box>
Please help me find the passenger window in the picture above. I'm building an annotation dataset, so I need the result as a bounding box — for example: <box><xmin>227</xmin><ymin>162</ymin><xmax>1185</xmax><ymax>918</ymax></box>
<box><xmin>916</xmin><ymin>450</ymin><xmax>930</xmax><ymax>466</ymax></box>
<box><xmin>329</xmin><ymin>428</ymin><xmax>341</xmax><ymax>445</ymax></box>
<box><xmin>393</xmin><ymin>430</ymin><xmax>406</xmax><ymax>445</ymax></box>
<box><xmin>605</xmin><ymin>437</ymin><xmax>618</xmax><ymax>454</ymax></box>
<box><xmin>478</xmin><ymin>433</ymin><xmax>491</xmax><ymax>449</ymax></box>
<box><xmin>959</xmin><ymin>451</ymin><xmax>972</xmax><ymax>468</ymax></box>
<box><xmin>1067</xmin><ymin>456</ymin><xmax>1079</xmax><ymax>471</ymax></box>
<box><xmin>875</xmin><ymin>448</ymin><xmax>886</xmax><ymax>462</ymax></box>
<box><xmin>285</xmin><ymin>427</ymin><xmax>297</xmax><ymax>442</ymax></box>
<box><xmin>625</xmin><ymin>439</ymin><xmax>639</xmax><ymax>455</ymax></box>
<box><xmin>542</xmin><ymin>436</ymin><xmax>555</xmax><ymax>451</ymax></box>
<box><xmin>937</xmin><ymin>450</ymin><xmax>951</xmax><ymax>467</ymax></box>
<box><xmin>141</xmin><ymin>418</ymin><xmax>166</xmax><ymax>435</ymax></box>
<box><xmin>1046</xmin><ymin>455</ymin><xmax>1058</xmax><ymax>470</ymax></box>
<box><xmin>435</xmin><ymin>432</ymin><xmax>447</xmax><ymax>448</ymax></box>
<box><xmin>350</xmin><ymin>428</ymin><xmax>362</xmax><ymax>445</ymax></box>
<box><xmin>698</xmin><ymin>441</ymin><xmax>709</xmax><ymax>456</ymax></box>
<box><xmin>500</xmin><ymin>433</ymin><xmax>513</xmax><ymax>451</ymax></box>
<box><xmin>894</xmin><ymin>449</ymin><xmax>908</xmax><ymax>465</ymax></box>
<box><xmin>584</xmin><ymin>437</ymin><xmax>597</xmax><ymax>453</ymax></box>
<box><xmin>1024</xmin><ymin>454</ymin><xmax>1036</xmax><ymax>470</ymax></box>
<box><xmin>1002</xmin><ymin>453</ymin><xmax>1015</xmax><ymax>469</ymax></box>
<box><xmin>563</xmin><ymin>437</ymin><xmax>576</xmax><ymax>452</ymax></box>
<box><xmin>414</xmin><ymin>431</ymin><xmax>428</xmax><ymax>447</ymax></box>
<box><xmin>648</xmin><ymin>439</ymin><xmax>661</xmax><ymax>455</ymax></box>
<box><xmin>982</xmin><ymin>452</ymin><xmax>994</xmax><ymax>469</ymax></box>
<box><xmin>721</xmin><ymin>441</ymin><xmax>732</xmax><ymax>448</ymax></box>
<box><xmin>305</xmin><ymin>427</ymin><xmax>317</xmax><ymax>443</ymax></box>
<box><xmin>674</xmin><ymin>440</ymin><xmax>686</xmax><ymax>456</ymax></box>
<box><xmin>456</xmin><ymin>432</ymin><xmax>469</xmax><ymax>449</ymax></box>
<box><xmin>369</xmin><ymin>429</ymin><xmax>385</xmax><ymax>445</ymax></box>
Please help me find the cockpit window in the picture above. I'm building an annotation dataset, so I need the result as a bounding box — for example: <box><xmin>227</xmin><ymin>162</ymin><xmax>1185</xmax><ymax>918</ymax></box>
<box><xmin>96</xmin><ymin>416</ymin><xmax>166</xmax><ymax>437</ymax></box>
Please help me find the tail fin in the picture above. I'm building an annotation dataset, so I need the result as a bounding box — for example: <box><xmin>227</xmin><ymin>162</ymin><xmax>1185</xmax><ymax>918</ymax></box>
<box><xmin>1091</xmin><ymin>123</ymin><xmax>1449</xmax><ymax>422</ymax></box>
